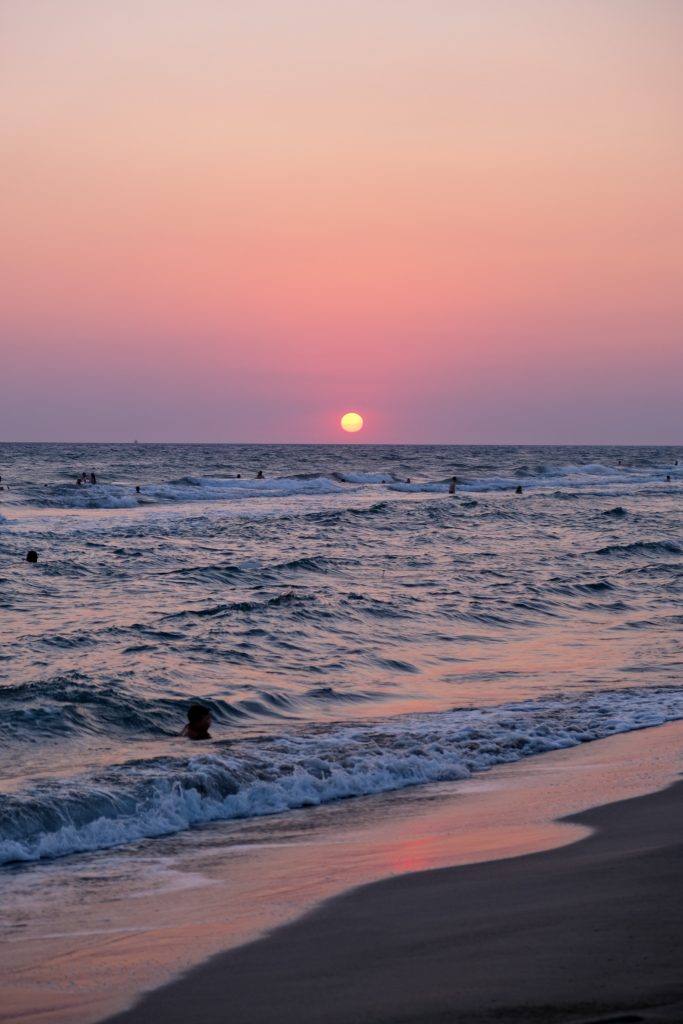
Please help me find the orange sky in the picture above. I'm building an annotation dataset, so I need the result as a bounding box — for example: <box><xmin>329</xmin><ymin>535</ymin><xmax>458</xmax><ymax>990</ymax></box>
<box><xmin>1</xmin><ymin>1</ymin><xmax>682</xmax><ymax>441</ymax></box>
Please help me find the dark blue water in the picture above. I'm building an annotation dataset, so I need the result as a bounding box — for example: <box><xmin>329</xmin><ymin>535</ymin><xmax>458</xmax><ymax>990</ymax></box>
<box><xmin>1</xmin><ymin>443</ymin><xmax>682</xmax><ymax>863</ymax></box>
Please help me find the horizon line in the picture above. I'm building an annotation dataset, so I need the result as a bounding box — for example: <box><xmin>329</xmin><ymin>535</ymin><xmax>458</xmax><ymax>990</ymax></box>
<box><xmin>1</xmin><ymin>440</ymin><xmax>681</xmax><ymax>448</ymax></box>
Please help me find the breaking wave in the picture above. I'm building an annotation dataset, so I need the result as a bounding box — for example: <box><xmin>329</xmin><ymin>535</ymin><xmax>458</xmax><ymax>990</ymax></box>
<box><xmin>3</xmin><ymin>687</ymin><xmax>683</xmax><ymax>864</ymax></box>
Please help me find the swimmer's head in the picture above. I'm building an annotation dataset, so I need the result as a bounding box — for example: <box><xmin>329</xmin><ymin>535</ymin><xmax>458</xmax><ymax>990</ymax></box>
<box><xmin>187</xmin><ymin>704</ymin><xmax>210</xmax><ymax>726</ymax></box>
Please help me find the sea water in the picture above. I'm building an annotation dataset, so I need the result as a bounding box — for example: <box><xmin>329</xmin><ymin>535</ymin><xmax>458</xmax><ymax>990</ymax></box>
<box><xmin>1</xmin><ymin>443</ymin><xmax>682</xmax><ymax>868</ymax></box>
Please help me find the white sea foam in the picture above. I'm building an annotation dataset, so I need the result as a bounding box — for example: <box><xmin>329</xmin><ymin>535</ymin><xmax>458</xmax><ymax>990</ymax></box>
<box><xmin>2</xmin><ymin>687</ymin><xmax>682</xmax><ymax>865</ymax></box>
<box><xmin>7</xmin><ymin>459</ymin><xmax>681</xmax><ymax>513</ymax></box>
<box><xmin>42</xmin><ymin>476</ymin><xmax>350</xmax><ymax>509</ymax></box>
<box><xmin>387</xmin><ymin>481</ymin><xmax>446</xmax><ymax>492</ymax></box>
<box><xmin>336</xmin><ymin>472</ymin><xmax>399</xmax><ymax>484</ymax></box>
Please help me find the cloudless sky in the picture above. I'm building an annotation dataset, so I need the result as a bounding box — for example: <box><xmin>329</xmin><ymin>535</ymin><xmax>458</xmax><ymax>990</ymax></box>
<box><xmin>1</xmin><ymin>0</ymin><xmax>682</xmax><ymax>442</ymax></box>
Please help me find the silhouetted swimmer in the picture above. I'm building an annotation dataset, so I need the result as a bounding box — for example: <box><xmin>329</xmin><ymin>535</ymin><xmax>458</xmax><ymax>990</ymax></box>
<box><xmin>76</xmin><ymin>477</ymin><xmax>82</xmax><ymax>486</ymax></box>
<box><xmin>90</xmin><ymin>472</ymin><xmax>97</xmax><ymax>484</ymax></box>
<box><xmin>515</xmin><ymin>485</ymin><xmax>523</xmax><ymax>494</ymax></box>
<box><xmin>448</xmin><ymin>476</ymin><xmax>457</xmax><ymax>494</ymax></box>
<box><xmin>256</xmin><ymin>470</ymin><xmax>264</xmax><ymax>479</ymax></box>
<box><xmin>135</xmin><ymin>485</ymin><xmax>141</xmax><ymax>493</ymax></box>
<box><xmin>181</xmin><ymin>705</ymin><xmax>212</xmax><ymax>741</ymax></box>
<box><xmin>26</xmin><ymin>550</ymin><xmax>38</xmax><ymax>563</ymax></box>
<box><xmin>236</xmin><ymin>473</ymin><xmax>242</xmax><ymax>478</ymax></box>
<box><xmin>666</xmin><ymin>475</ymin><xmax>671</xmax><ymax>482</ymax></box>
<box><xmin>405</xmin><ymin>478</ymin><xmax>411</xmax><ymax>484</ymax></box>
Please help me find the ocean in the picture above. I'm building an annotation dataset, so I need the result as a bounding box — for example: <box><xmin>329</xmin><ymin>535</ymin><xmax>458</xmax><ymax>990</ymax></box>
<box><xmin>1</xmin><ymin>438</ymin><xmax>683</xmax><ymax>1007</ymax></box>
<box><xmin>3</xmin><ymin>440</ymin><xmax>683</xmax><ymax>1015</ymax></box>
<box><xmin>1</xmin><ymin>442</ymin><xmax>683</xmax><ymax>968</ymax></box>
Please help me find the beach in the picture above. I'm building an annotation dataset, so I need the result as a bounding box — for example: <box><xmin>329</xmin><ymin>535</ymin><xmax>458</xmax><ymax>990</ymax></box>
<box><xmin>5</xmin><ymin>0</ymin><xmax>683</xmax><ymax>1014</ymax></box>
<box><xmin>2</xmin><ymin>443</ymin><xmax>682</xmax><ymax>1024</ymax></box>
<box><xmin>104</xmin><ymin>747</ymin><xmax>683</xmax><ymax>1024</ymax></box>
<box><xmin>3</xmin><ymin>720</ymin><xmax>682</xmax><ymax>1024</ymax></box>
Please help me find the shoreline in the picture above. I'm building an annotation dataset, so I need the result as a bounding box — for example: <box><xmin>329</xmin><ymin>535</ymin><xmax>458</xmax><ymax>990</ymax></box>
<box><xmin>104</xmin><ymin>774</ymin><xmax>683</xmax><ymax>1024</ymax></box>
<box><xmin>4</xmin><ymin>720</ymin><xmax>683</xmax><ymax>1024</ymax></box>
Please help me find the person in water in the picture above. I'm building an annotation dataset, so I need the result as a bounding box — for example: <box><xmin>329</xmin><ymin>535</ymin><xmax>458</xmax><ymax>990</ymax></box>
<box><xmin>515</xmin><ymin>485</ymin><xmax>523</xmax><ymax>494</ymax></box>
<box><xmin>181</xmin><ymin>704</ymin><xmax>212</xmax><ymax>740</ymax></box>
<box><xmin>448</xmin><ymin>476</ymin><xmax>457</xmax><ymax>494</ymax></box>
<box><xmin>256</xmin><ymin>470</ymin><xmax>264</xmax><ymax>479</ymax></box>
<box><xmin>90</xmin><ymin>472</ymin><xmax>97</xmax><ymax>484</ymax></box>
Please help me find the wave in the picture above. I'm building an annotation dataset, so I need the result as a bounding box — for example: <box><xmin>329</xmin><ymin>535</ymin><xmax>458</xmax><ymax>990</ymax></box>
<box><xmin>165</xmin><ymin>590</ymin><xmax>317</xmax><ymax>620</ymax></box>
<box><xmin>389</xmin><ymin>464</ymin><xmax>680</xmax><ymax>496</ymax></box>
<box><xmin>333</xmin><ymin>472</ymin><xmax>401</xmax><ymax>484</ymax></box>
<box><xmin>0</xmin><ymin>676</ymin><xmax>296</xmax><ymax>742</ymax></box>
<box><xmin>147</xmin><ymin>475</ymin><xmax>348</xmax><ymax>502</ymax></box>
<box><xmin>596</xmin><ymin>540</ymin><xmax>682</xmax><ymax>557</ymax></box>
<box><xmin>3</xmin><ymin>686</ymin><xmax>683</xmax><ymax>864</ymax></box>
<box><xmin>30</xmin><ymin>484</ymin><xmax>140</xmax><ymax>510</ymax></box>
<box><xmin>24</xmin><ymin>476</ymin><xmax>351</xmax><ymax>510</ymax></box>
<box><xmin>304</xmin><ymin>685</ymin><xmax>385</xmax><ymax>703</ymax></box>
<box><xmin>8</xmin><ymin>458</ymin><xmax>681</xmax><ymax>511</ymax></box>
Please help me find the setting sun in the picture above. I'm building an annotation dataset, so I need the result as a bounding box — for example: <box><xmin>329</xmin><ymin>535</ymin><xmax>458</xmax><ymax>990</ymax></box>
<box><xmin>340</xmin><ymin>411</ymin><xmax>364</xmax><ymax>433</ymax></box>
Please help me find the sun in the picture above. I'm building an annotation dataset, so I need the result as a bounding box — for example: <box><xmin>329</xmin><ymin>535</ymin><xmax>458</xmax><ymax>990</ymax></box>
<box><xmin>340</xmin><ymin>411</ymin><xmax>364</xmax><ymax>433</ymax></box>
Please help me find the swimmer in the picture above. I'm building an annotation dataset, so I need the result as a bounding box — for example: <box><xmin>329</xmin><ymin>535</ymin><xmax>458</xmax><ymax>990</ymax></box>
<box><xmin>256</xmin><ymin>470</ymin><xmax>264</xmax><ymax>479</ymax></box>
<box><xmin>181</xmin><ymin>704</ymin><xmax>212</xmax><ymax>741</ymax></box>
<box><xmin>135</xmin><ymin>485</ymin><xmax>141</xmax><ymax>493</ymax></box>
<box><xmin>515</xmin><ymin>485</ymin><xmax>523</xmax><ymax>494</ymax></box>
<box><xmin>90</xmin><ymin>472</ymin><xmax>97</xmax><ymax>484</ymax></box>
<box><xmin>448</xmin><ymin>476</ymin><xmax>457</xmax><ymax>495</ymax></box>
<box><xmin>26</xmin><ymin>550</ymin><xmax>38</xmax><ymax>563</ymax></box>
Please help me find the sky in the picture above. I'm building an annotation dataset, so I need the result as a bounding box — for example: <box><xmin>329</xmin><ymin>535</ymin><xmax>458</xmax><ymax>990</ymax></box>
<box><xmin>1</xmin><ymin>0</ymin><xmax>682</xmax><ymax>443</ymax></box>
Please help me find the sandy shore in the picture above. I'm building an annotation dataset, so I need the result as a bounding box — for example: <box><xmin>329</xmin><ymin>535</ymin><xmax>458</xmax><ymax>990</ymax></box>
<box><xmin>105</xmin><ymin>773</ymin><xmax>683</xmax><ymax>1024</ymax></box>
<box><xmin>4</xmin><ymin>723</ymin><xmax>683</xmax><ymax>1024</ymax></box>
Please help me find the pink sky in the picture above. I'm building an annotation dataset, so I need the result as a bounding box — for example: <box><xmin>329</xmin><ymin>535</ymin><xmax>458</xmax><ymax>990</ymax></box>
<box><xmin>1</xmin><ymin>0</ymin><xmax>682</xmax><ymax>442</ymax></box>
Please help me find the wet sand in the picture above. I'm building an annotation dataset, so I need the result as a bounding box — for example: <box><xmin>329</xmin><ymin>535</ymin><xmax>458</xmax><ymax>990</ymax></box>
<box><xmin>105</xmin><ymin>772</ymin><xmax>683</xmax><ymax>1024</ymax></box>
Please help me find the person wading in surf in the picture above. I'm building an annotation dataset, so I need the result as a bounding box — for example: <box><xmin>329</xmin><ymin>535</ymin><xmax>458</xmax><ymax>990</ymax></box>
<box><xmin>181</xmin><ymin>705</ymin><xmax>212</xmax><ymax>741</ymax></box>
